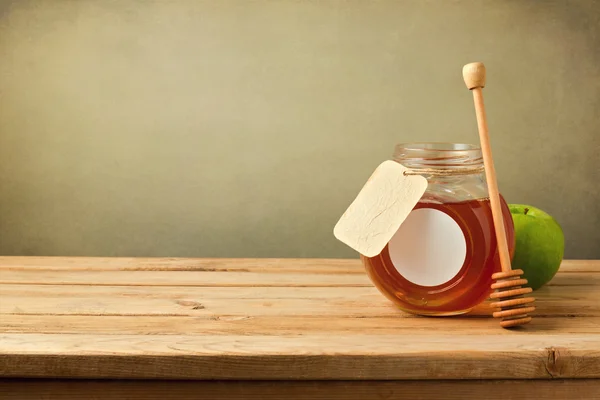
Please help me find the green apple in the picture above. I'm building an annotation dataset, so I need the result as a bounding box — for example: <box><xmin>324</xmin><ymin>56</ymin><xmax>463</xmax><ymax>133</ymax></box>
<box><xmin>508</xmin><ymin>204</ymin><xmax>565</xmax><ymax>290</ymax></box>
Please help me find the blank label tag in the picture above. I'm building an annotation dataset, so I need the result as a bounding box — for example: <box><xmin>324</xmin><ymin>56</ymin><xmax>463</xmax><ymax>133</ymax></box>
<box><xmin>388</xmin><ymin>208</ymin><xmax>467</xmax><ymax>286</ymax></box>
<box><xmin>334</xmin><ymin>160</ymin><xmax>428</xmax><ymax>257</ymax></box>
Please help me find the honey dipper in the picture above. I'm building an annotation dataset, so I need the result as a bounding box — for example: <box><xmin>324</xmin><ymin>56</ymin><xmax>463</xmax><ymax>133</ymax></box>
<box><xmin>462</xmin><ymin>62</ymin><xmax>535</xmax><ymax>328</ymax></box>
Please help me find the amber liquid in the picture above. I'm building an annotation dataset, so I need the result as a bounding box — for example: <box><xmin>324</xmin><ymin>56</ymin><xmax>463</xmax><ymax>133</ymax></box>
<box><xmin>361</xmin><ymin>197</ymin><xmax>515</xmax><ymax>315</ymax></box>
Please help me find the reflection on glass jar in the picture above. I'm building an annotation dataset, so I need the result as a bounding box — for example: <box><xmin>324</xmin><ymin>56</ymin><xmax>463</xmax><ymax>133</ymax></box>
<box><xmin>361</xmin><ymin>143</ymin><xmax>515</xmax><ymax>316</ymax></box>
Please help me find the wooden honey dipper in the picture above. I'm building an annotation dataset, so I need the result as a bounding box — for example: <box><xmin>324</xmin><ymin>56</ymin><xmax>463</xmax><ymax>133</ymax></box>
<box><xmin>462</xmin><ymin>62</ymin><xmax>535</xmax><ymax>328</ymax></box>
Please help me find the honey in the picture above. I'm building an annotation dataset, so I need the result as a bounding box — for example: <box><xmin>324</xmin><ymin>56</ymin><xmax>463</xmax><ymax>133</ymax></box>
<box><xmin>361</xmin><ymin>197</ymin><xmax>515</xmax><ymax>315</ymax></box>
<box><xmin>353</xmin><ymin>142</ymin><xmax>517</xmax><ymax>316</ymax></box>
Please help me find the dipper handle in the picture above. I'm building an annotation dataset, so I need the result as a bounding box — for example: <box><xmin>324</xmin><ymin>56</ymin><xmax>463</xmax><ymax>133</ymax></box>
<box><xmin>463</xmin><ymin>62</ymin><xmax>486</xmax><ymax>90</ymax></box>
<box><xmin>463</xmin><ymin>61</ymin><xmax>535</xmax><ymax>328</ymax></box>
<box><xmin>462</xmin><ymin>62</ymin><xmax>511</xmax><ymax>273</ymax></box>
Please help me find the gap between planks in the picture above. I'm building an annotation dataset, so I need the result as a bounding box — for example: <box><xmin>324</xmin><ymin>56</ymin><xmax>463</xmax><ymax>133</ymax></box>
<box><xmin>2</xmin><ymin>315</ymin><xmax>599</xmax><ymax>335</ymax></box>
<box><xmin>1</xmin><ymin>269</ymin><xmax>597</xmax><ymax>287</ymax></box>
<box><xmin>0</xmin><ymin>258</ymin><xmax>365</xmax><ymax>272</ymax></box>
<box><xmin>0</xmin><ymin>257</ymin><xmax>596</xmax><ymax>273</ymax></box>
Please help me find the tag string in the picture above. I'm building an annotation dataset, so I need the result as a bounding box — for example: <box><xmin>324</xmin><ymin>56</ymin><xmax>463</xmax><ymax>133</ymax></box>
<box><xmin>403</xmin><ymin>166</ymin><xmax>485</xmax><ymax>176</ymax></box>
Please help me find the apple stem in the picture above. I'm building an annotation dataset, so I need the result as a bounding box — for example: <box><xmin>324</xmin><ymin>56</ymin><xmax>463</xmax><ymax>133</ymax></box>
<box><xmin>524</xmin><ymin>207</ymin><xmax>529</xmax><ymax>215</ymax></box>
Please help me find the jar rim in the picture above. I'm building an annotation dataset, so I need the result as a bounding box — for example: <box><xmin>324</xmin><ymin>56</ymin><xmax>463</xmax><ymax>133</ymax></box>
<box><xmin>394</xmin><ymin>142</ymin><xmax>481</xmax><ymax>152</ymax></box>
<box><xmin>393</xmin><ymin>142</ymin><xmax>483</xmax><ymax>170</ymax></box>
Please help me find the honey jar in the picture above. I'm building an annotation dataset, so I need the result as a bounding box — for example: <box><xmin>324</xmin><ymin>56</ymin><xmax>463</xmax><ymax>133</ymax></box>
<box><xmin>360</xmin><ymin>142</ymin><xmax>515</xmax><ymax>316</ymax></box>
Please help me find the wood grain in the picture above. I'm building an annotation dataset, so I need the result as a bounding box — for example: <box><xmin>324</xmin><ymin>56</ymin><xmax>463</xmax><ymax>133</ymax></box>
<box><xmin>1</xmin><ymin>379</ymin><xmax>599</xmax><ymax>400</ymax></box>
<box><xmin>1</xmin><ymin>284</ymin><xmax>598</xmax><ymax>318</ymax></box>
<box><xmin>3</xmin><ymin>315</ymin><xmax>600</xmax><ymax>335</ymax></box>
<box><xmin>0</xmin><ymin>269</ymin><xmax>370</xmax><ymax>287</ymax></box>
<box><xmin>0</xmin><ymin>256</ymin><xmax>595</xmax><ymax>272</ymax></box>
<box><xmin>1</xmin><ymin>333</ymin><xmax>599</xmax><ymax>380</ymax></box>
<box><xmin>0</xmin><ymin>257</ymin><xmax>365</xmax><ymax>272</ymax></box>
<box><xmin>0</xmin><ymin>258</ymin><xmax>599</xmax><ymax>383</ymax></box>
<box><xmin>1</xmin><ymin>263</ymin><xmax>596</xmax><ymax>287</ymax></box>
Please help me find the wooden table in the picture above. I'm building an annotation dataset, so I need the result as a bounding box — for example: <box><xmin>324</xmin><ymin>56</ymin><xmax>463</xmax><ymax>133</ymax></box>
<box><xmin>0</xmin><ymin>257</ymin><xmax>599</xmax><ymax>399</ymax></box>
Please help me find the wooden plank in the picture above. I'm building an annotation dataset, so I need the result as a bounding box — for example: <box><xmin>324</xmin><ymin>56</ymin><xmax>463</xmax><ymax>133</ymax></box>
<box><xmin>1</xmin><ymin>379</ymin><xmax>599</xmax><ymax>400</ymax></box>
<box><xmin>0</xmin><ymin>284</ymin><xmax>379</xmax><ymax>300</ymax></box>
<box><xmin>552</xmin><ymin>259</ymin><xmax>600</xmax><ymax>272</ymax></box>
<box><xmin>0</xmin><ymin>257</ymin><xmax>364</xmax><ymax>273</ymax></box>
<box><xmin>1</xmin><ymin>257</ymin><xmax>598</xmax><ymax>382</ymax></box>
<box><xmin>1</xmin><ymin>268</ymin><xmax>597</xmax><ymax>287</ymax></box>
<box><xmin>0</xmin><ymin>284</ymin><xmax>597</xmax><ymax>317</ymax></box>
<box><xmin>0</xmin><ymin>289</ymin><xmax>394</xmax><ymax>317</ymax></box>
<box><xmin>0</xmin><ymin>269</ymin><xmax>370</xmax><ymax>287</ymax></box>
<box><xmin>0</xmin><ymin>257</ymin><xmax>596</xmax><ymax>273</ymax></box>
<box><xmin>1</xmin><ymin>333</ymin><xmax>599</xmax><ymax>380</ymax></box>
<box><xmin>546</xmin><ymin>272</ymin><xmax>600</xmax><ymax>286</ymax></box>
<box><xmin>3</xmin><ymin>314</ymin><xmax>600</xmax><ymax>335</ymax></box>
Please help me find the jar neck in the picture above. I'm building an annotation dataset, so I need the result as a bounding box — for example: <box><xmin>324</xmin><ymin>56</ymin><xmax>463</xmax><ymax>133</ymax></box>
<box><xmin>393</xmin><ymin>142</ymin><xmax>484</xmax><ymax>172</ymax></box>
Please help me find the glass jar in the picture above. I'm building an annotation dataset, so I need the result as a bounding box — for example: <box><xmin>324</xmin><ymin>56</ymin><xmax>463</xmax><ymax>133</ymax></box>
<box><xmin>361</xmin><ymin>142</ymin><xmax>515</xmax><ymax>316</ymax></box>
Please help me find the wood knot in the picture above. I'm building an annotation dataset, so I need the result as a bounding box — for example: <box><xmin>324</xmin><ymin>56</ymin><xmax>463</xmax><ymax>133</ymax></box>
<box><xmin>176</xmin><ymin>300</ymin><xmax>205</xmax><ymax>310</ymax></box>
<box><xmin>545</xmin><ymin>347</ymin><xmax>568</xmax><ymax>378</ymax></box>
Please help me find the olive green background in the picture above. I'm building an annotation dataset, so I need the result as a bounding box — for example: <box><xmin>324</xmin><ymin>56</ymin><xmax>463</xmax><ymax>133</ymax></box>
<box><xmin>0</xmin><ymin>0</ymin><xmax>598</xmax><ymax>259</ymax></box>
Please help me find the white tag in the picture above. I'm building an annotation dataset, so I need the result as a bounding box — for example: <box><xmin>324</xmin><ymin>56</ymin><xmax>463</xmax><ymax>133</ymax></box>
<box><xmin>334</xmin><ymin>160</ymin><xmax>428</xmax><ymax>257</ymax></box>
